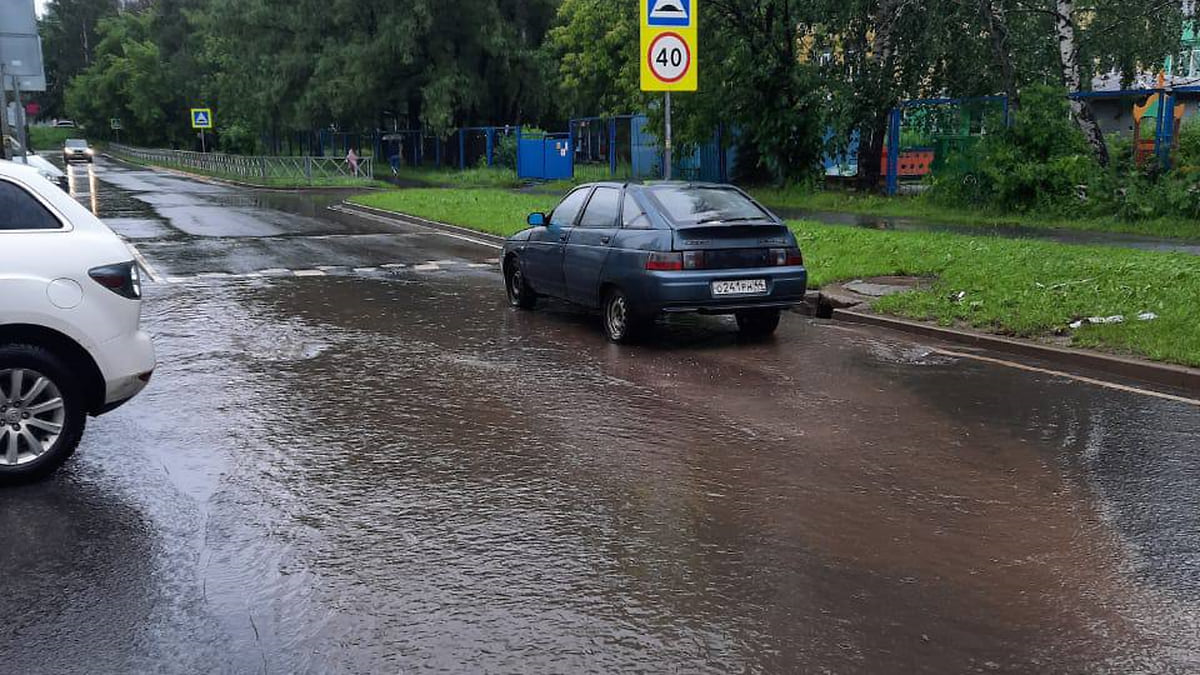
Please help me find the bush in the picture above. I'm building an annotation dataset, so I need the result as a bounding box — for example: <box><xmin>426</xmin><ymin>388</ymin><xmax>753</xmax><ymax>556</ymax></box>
<box><xmin>930</xmin><ymin>85</ymin><xmax>1099</xmax><ymax>214</ymax></box>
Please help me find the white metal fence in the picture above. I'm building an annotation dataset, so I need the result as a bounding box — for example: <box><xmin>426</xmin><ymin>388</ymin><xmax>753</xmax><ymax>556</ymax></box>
<box><xmin>108</xmin><ymin>144</ymin><xmax>374</xmax><ymax>182</ymax></box>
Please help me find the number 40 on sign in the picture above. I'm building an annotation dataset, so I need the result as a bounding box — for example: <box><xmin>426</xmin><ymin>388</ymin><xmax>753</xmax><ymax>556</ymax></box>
<box><xmin>640</xmin><ymin>0</ymin><xmax>698</xmax><ymax>92</ymax></box>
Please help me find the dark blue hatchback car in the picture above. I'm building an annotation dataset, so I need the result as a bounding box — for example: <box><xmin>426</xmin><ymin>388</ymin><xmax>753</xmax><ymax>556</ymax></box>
<box><xmin>501</xmin><ymin>182</ymin><xmax>808</xmax><ymax>342</ymax></box>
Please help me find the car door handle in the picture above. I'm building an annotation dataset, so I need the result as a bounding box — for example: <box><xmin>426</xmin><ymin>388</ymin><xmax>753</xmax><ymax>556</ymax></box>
<box><xmin>600</xmin><ymin>236</ymin><xmax>611</xmax><ymax>245</ymax></box>
<box><xmin>559</xmin><ymin>233</ymin><xmax>569</xmax><ymax>242</ymax></box>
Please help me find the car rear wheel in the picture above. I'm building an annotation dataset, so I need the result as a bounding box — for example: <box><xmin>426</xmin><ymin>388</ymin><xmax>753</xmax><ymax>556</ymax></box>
<box><xmin>735</xmin><ymin>309</ymin><xmax>782</xmax><ymax>338</ymax></box>
<box><xmin>603</xmin><ymin>288</ymin><xmax>648</xmax><ymax>344</ymax></box>
<box><xmin>505</xmin><ymin>259</ymin><xmax>537</xmax><ymax>310</ymax></box>
<box><xmin>0</xmin><ymin>345</ymin><xmax>86</xmax><ymax>484</ymax></box>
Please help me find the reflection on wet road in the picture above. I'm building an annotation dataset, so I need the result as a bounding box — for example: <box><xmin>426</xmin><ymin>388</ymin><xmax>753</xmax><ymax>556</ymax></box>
<box><xmin>2</xmin><ymin>158</ymin><xmax>1198</xmax><ymax>673</ymax></box>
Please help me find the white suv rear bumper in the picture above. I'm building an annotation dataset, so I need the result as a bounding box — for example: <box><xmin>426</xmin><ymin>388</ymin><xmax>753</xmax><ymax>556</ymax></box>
<box><xmin>94</xmin><ymin>329</ymin><xmax>156</xmax><ymax>411</ymax></box>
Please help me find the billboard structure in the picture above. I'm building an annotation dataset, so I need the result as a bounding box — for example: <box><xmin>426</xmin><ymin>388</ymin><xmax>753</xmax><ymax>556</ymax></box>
<box><xmin>0</xmin><ymin>0</ymin><xmax>46</xmax><ymax>159</ymax></box>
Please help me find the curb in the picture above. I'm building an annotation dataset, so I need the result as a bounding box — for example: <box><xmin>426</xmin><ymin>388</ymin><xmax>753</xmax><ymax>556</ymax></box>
<box><xmin>334</xmin><ymin>201</ymin><xmax>507</xmax><ymax>246</ymax></box>
<box><xmin>101</xmin><ymin>153</ymin><xmax>384</xmax><ymax>193</ymax></box>
<box><xmin>832</xmin><ymin>308</ymin><xmax>1200</xmax><ymax>392</ymax></box>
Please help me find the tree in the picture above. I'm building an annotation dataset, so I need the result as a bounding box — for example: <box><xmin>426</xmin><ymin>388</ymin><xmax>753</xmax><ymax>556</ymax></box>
<box><xmin>37</xmin><ymin>0</ymin><xmax>120</xmax><ymax>118</ymax></box>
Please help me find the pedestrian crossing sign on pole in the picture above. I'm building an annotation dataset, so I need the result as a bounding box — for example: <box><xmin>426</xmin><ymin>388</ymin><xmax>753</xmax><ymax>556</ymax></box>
<box><xmin>191</xmin><ymin>108</ymin><xmax>213</xmax><ymax>129</ymax></box>
<box><xmin>640</xmin><ymin>0</ymin><xmax>697</xmax><ymax>92</ymax></box>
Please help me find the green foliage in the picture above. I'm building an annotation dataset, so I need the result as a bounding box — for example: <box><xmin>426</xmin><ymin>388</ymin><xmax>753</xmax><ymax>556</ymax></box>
<box><xmin>28</xmin><ymin>126</ymin><xmax>78</xmax><ymax>151</ymax></box>
<box><xmin>65</xmin><ymin>11</ymin><xmax>179</xmax><ymax>146</ymax></box>
<box><xmin>546</xmin><ymin>0</ymin><xmax>642</xmax><ymax>118</ymax></box>
<box><xmin>930</xmin><ymin>86</ymin><xmax>1096</xmax><ymax>213</ymax></box>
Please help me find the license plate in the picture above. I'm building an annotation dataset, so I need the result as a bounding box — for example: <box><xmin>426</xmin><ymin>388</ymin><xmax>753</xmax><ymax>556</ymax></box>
<box><xmin>711</xmin><ymin>279</ymin><xmax>767</xmax><ymax>296</ymax></box>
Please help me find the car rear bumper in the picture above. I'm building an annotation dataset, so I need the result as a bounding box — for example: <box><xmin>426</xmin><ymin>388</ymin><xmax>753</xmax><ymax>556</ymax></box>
<box><xmin>94</xmin><ymin>330</ymin><xmax>156</xmax><ymax>413</ymax></box>
<box><xmin>640</xmin><ymin>266</ymin><xmax>808</xmax><ymax>315</ymax></box>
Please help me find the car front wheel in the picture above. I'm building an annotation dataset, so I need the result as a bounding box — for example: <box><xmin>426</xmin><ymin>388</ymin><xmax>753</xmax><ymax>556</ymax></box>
<box><xmin>735</xmin><ymin>309</ymin><xmax>782</xmax><ymax>339</ymax></box>
<box><xmin>505</xmin><ymin>259</ymin><xmax>537</xmax><ymax>310</ymax></box>
<box><xmin>0</xmin><ymin>345</ymin><xmax>87</xmax><ymax>484</ymax></box>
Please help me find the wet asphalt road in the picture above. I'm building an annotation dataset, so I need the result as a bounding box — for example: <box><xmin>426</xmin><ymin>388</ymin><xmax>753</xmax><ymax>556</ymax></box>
<box><xmin>2</xmin><ymin>158</ymin><xmax>1199</xmax><ymax>674</ymax></box>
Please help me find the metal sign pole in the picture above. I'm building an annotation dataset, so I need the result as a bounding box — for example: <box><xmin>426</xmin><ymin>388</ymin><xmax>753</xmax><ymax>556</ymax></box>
<box><xmin>14</xmin><ymin>75</ymin><xmax>26</xmax><ymax>159</ymax></box>
<box><xmin>0</xmin><ymin>65</ymin><xmax>10</xmax><ymax>161</ymax></box>
<box><xmin>664</xmin><ymin>92</ymin><xmax>672</xmax><ymax>181</ymax></box>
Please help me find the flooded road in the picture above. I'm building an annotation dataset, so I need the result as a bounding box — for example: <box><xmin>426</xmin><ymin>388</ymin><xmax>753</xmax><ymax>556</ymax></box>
<box><xmin>3</xmin><ymin>158</ymin><xmax>1198</xmax><ymax>673</ymax></box>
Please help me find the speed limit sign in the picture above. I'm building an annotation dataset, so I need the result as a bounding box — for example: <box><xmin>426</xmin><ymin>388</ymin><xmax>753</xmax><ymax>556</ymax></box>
<box><xmin>640</xmin><ymin>0</ymin><xmax>698</xmax><ymax>91</ymax></box>
<box><xmin>648</xmin><ymin>33</ymin><xmax>690</xmax><ymax>83</ymax></box>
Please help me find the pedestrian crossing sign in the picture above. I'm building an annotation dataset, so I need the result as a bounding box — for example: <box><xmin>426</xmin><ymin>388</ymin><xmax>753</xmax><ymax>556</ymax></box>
<box><xmin>648</xmin><ymin>0</ymin><xmax>691</xmax><ymax>27</ymax></box>
<box><xmin>191</xmin><ymin>108</ymin><xmax>213</xmax><ymax>129</ymax></box>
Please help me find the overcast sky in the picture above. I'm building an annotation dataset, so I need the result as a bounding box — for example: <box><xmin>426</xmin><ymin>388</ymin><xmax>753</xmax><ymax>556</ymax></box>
<box><xmin>35</xmin><ymin>0</ymin><xmax>47</xmax><ymax>17</ymax></box>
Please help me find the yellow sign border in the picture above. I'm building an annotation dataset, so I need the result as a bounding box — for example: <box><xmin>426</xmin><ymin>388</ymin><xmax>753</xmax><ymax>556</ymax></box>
<box><xmin>640</xmin><ymin>0</ymin><xmax>698</xmax><ymax>92</ymax></box>
<box><xmin>191</xmin><ymin>108</ymin><xmax>213</xmax><ymax>129</ymax></box>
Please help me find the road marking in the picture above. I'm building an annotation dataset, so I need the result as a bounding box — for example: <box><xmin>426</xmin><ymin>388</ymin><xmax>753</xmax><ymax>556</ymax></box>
<box><xmin>152</xmin><ymin>260</ymin><xmax>498</xmax><ymax>285</ymax></box>
<box><xmin>932</xmin><ymin>347</ymin><xmax>1200</xmax><ymax>407</ymax></box>
<box><xmin>125</xmin><ymin>241</ymin><xmax>165</xmax><ymax>284</ymax></box>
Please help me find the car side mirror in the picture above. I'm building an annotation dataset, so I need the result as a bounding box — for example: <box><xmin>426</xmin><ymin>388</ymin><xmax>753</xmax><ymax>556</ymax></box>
<box><xmin>527</xmin><ymin>212</ymin><xmax>546</xmax><ymax>227</ymax></box>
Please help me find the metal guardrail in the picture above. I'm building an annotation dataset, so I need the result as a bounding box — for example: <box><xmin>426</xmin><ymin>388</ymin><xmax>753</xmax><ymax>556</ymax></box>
<box><xmin>108</xmin><ymin>143</ymin><xmax>374</xmax><ymax>182</ymax></box>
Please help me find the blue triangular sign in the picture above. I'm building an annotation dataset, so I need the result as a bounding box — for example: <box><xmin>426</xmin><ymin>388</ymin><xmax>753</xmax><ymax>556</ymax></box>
<box><xmin>648</xmin><ymin>0</ymin><xmax>690</xmax><ymax>26</ymax></box>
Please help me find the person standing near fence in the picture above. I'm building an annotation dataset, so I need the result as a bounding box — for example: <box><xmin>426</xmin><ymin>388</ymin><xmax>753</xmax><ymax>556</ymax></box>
<box><xmin>346</xmin><ymin>147</ymin><xmax>359</xmax><ymax>177</ymax></box>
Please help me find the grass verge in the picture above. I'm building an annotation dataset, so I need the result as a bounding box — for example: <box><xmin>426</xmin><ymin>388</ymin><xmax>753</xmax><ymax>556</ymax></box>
<box><xmin>349</xmin><ymin>187</ymin><xmax>1200</xmax><ymax>367</ymax></box>
<box><xmin>29</xmin><ymin>126</ymin><xmax>80</xmax><ymax>151</ymax></box>
<box><xmin>351</xmin><ymin>188</ymin><xmax>551</xmax><ymax>237</ymax></box>
<box><xmin>751</xmin><ymin>187</ymin><xmax>1200</xmax><ymax>241</ymax></box>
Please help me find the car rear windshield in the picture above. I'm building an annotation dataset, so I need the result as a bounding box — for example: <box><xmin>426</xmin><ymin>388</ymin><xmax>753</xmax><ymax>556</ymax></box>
<box><xmin>647</xmin><ymin>186</ymin><xmax>771</xmax><ymax>225</ymax></box>
<box><xmin>65</xmin><ymin>139</ymin><xmax>87</xmax><ymax>148</ymax></box>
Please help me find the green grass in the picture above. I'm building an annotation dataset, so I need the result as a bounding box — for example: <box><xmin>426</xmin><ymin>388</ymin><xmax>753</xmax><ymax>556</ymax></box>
<box><xmin>391</xmin><ymin>165</ymin><xmax>524</xmax><ymax>188</ymax></box>
<box><xmin>351</xmin><ymin>186</ymin><xmax>1200</xmax><ymax>367</ymax></box>
<box><xmin>388</xmin><ymin>162</ymin><xmax>633</xmax><ymax>190</ymax></box>
<box><xmin>792</xmin><ymin>223</ymin><xmax>1200</xmax><ymax>366</ymax></box>
<box><xmin>350</xmin><ymin>188</ymin><xmax>553</xmax><ymax>237</ymax></box>
<box><xmin>28</xmin><ymin>126</ymin><xmax>82</xmax><ymax>151</ymax></box>
<box><xmin>750</xmin><ymin>187</ymin><xmax>1200</xmax><ymax>241</ymax></box>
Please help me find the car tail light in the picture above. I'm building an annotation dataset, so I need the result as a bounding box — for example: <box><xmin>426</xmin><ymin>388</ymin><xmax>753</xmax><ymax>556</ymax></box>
<box><xmin>89</xmin><ymin>261</ymin><xmax>142</xmax><ymax>299</ymax></box>
<box><xmin>682</xmin><ymin>251</ymin><xmax>705</xmax><ymax>270</ymax></box>
<box><xmin>646</xmin><ymin>252</ymin><xmax>684</xmax><ymax>271</ymax></box>
<box><xmin>769</xmin><ymin>248</ymin><xmax>804</xmax><ymax>266</ymax></box>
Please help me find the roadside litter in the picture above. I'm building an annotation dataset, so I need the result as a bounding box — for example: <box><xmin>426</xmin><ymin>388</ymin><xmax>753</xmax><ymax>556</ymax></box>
<box><xmin>1069</xmin><ymin>312</ymin><xmax>1158</xmax><ymax>330</ymax></box>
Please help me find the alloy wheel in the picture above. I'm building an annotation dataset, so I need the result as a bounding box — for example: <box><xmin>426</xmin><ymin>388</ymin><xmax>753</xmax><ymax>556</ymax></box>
<box><xmin>0</xmin><ymin>368</ymin><xmax>66</xmax><ymax>466</ymax></box>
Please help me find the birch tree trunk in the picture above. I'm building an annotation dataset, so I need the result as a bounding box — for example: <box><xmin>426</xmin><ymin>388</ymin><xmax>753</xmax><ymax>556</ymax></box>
<box><xmin>1055</xmin><ymin>0</ymin><xmax>1110</xmax><ymax>166</ymax></box>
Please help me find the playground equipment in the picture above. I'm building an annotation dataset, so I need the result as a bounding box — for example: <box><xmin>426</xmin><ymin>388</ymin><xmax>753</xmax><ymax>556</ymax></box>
<box><xmin>884</xmin><ymin>96</ymin><xmax>1008</xmax><ymax>195</ymax></box>
<box><xmin>1133</xmin><ymin>75</ymin><xmax>1185</xmax><ymax>169</ymax></box>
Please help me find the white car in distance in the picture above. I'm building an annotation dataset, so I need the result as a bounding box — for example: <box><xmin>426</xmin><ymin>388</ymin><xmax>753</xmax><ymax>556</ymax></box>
<box><xmin>0</xmin><ymin>160</ymin><xmax>155</xmax><ymax>482</ymax></box>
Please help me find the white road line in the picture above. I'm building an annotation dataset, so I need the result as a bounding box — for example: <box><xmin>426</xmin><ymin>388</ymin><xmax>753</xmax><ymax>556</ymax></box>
<box><xmin>932</xmin><ymin>348</ymin><xmax>1200</xmax><ymax>407</ymax></box>
<box><xmin>332</xmin><ymin>205</ymin><xmax>504</xmax><ymax>250</ymax></box>
<box><xmin>293</xmin><ymin>269</ymin><xmax>326</xmax><ymax>277</ymax></box>
<box><xmin>258</xmin><ymin>268</ymin><xmax>290</xmax><ymax>275</ymax></box>
<box><xmin>353</xmin><ymin>267</ymin><xmax>378</xmax><ymax>273</ymax></box>
<box><xmin>380</xmin><ymin>263</ymin><xmax>407</xmax><ymax>269</ymax></box>
<box><xmin>413</xmin><ymin>263</ymin><xmax>441</xmax><ymax>272</ymax></box>
<box><xmin>165</xmin><ymin>276</ymin><xmax>188</xmax><ymax>284</ymax></box>
<box><xmin>125</xmin><ymin>241</ymin><xmax>165</xmax><ymax>284</ymax></box>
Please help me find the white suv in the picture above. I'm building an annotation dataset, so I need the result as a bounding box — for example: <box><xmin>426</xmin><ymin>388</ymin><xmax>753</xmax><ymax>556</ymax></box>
<box><xmin>0</xmin><ymin>161</ymin><xmax>155</xmax><ymax>482</ymax></box>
